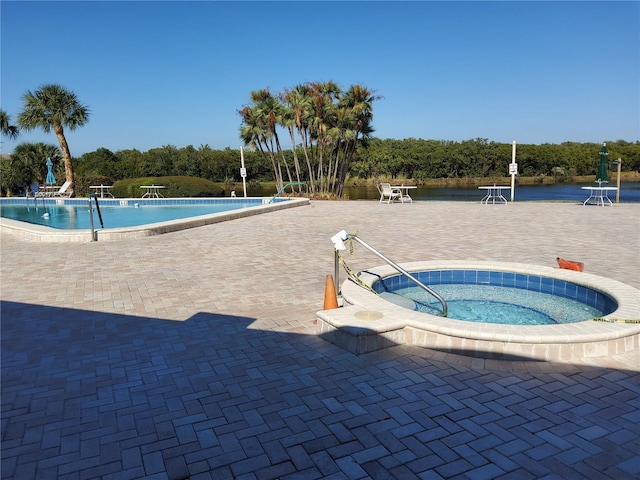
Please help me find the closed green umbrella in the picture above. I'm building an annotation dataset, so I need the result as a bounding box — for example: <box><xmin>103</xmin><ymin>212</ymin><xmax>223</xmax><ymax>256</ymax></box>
<box><xmin>596</xmin><ymin>143</ymin><xmax>609</xmax><ymax>184</ymax></box>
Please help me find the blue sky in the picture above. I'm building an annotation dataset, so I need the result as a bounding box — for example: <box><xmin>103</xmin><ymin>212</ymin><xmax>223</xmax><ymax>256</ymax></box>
<box><xmin>1</xmin><ymin>1</ymin><xmax>638</xmax><ymax>156</ymax></box>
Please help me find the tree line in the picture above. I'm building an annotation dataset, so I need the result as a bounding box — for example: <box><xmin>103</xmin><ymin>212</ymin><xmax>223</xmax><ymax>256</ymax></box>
<box><xmin>3</xmin><ymin>138</ymin><xmax>637</xmax><ymax>197</ymax></box>
<box><xmin>2</xmin><ymin>83</ymin><xmax>639</xmax><ymax>197</ymax></box>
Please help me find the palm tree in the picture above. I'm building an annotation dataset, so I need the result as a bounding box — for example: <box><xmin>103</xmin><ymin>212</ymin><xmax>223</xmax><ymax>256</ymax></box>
<box><xmin>239</xmin><ymin>89</ymin><xmax>291</xmax><ymax>191</ymax></box>
<box><xmin>12</xmin><ymin>142</ymin><xmax>63</xmax><ymax>185</ymax></box>
<box><xmin>0</xmin><ymin>109</ymin><xmax>19</xmax><ymax>139</ymax></box>
<box><xmin>281</xmin><ymin>85</ymin><xmax>313</xmax><ymax>192</ymax></box>
<box><xmin>18</xmin><ymin>84</ymin><xmax>90</xmax><ymax>195</ymax></box>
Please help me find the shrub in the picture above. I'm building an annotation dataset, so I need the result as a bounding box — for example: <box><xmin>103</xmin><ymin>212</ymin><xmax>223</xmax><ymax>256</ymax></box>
<box><xmin>111</xmin><ymin>176</ymin><xmax>225</xmax><ymax>198</ymax></box>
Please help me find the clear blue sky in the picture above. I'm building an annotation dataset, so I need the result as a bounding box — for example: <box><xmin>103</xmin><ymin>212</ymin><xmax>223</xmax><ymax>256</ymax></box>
<box><xmin>1</xmin><ymin>1</ymin><xmax>638</xmax><ymax>156</ymax></box>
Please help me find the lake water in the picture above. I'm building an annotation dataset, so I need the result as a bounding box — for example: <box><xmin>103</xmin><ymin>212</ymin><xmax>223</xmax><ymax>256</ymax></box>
<box><xmin>338</xmin><ymin>182</ymin><xmax>640</xmax><ymax>202</ymax></box>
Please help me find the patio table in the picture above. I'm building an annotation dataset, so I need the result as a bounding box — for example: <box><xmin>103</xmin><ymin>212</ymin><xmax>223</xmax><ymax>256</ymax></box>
<box><xmin>90</xmin><ymin>184</ymin><xmax>114</xmax><ymax>198</ymax></box>
<box><xmin>479</xmin><ymin>185</ymin><xmax>510</xmax><ymax>204</ymax></box>
<box><xmin>140</xmin><ymin>185</ymin><xmax>165</xmax><ymax>198</ymax></box>
<box><xmin>390</xmin><ymin>185</ymin><xmax>417</xmax><ymax>203</ymax></box>
<box><xmin>581</xmin><ymin>186</ymin><xmax>617</xmax><ymax>206</ymax></box>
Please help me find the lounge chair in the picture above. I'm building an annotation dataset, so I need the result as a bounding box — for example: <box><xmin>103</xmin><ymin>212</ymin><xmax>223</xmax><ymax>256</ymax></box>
<box><xmin>378</xmin><ymin>183</ymin><xmax>401</xmax><ymax>204</ymax></box>
<box><xmin>50</xmin><ymin>180</ymin><xmax>73</xmax><ymax>198</ymax></box>
<box><xmin>30</xmin><ymin>183</ymin><xmax>47</xmax><ymax>198</ymax></box>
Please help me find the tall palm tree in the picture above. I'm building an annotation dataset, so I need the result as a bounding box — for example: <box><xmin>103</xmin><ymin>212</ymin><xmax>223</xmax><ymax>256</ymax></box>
<box><xmin>18</xmin><ymin>84</ymin><xmax>90</xmax><ymax>195</ymax></box>
<box><xmin>0</xmin><ymin>109</ymin><xmax>19</xmax><ymax>139</ymax></box>
<box><xmin>281</xmin><ymin>85</ymin><xmax>313</xmax><ymax>192</ymax></box>
<box><xmin>239</xmin><ymin>89</ymin><xmax>291</xmax><ymax>191</ymax></box>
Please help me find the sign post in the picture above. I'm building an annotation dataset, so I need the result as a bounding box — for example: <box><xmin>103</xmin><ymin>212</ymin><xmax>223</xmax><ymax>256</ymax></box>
<box><xmin>240</xmin><ymin>147</ymin><xmax>247</xmax><ymax>198</ymax></box>
<box><xmin>509</xmin><ymin>141</ymin><xmax>517</xmax><ymax>201</ymax></box>
<box><xmin>614</xmin><ymin>158</ymin><xmax>622</xmax><ymax>203</ymax></box>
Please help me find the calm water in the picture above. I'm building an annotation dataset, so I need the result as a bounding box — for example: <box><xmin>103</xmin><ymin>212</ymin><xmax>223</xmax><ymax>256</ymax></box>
<box><xmin>393</xmin><ymin>284</ymin><xmax>602</xmax><ymax>325</ymax></box>
<box><xmin>0</xmin><ymin>201</ymin><xmax>259</xmax><ymax>229</ymax></box>
<box><xmin>338</xmin><ymin>182</ymin><xmax>640</xmax><ymax>202</ymax></box>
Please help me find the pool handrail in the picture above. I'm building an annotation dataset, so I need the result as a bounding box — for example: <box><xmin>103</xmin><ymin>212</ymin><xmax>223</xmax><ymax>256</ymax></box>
<box><xmin>88</xmin><ymin>194</ymin><xmax>104</xmax><ymax>241</ymax></box>
<box><xmin>333</xmin><ymin>232</ymin><xmax>448</xmax><ymax>316</ymax></box>
<box><xmin>269</xmin><ymin>182</ymin><xmax>306</xmax><ymax>203</ymax></box>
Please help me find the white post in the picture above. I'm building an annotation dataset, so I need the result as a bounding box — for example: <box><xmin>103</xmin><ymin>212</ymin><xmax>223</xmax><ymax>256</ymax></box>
<box><xmin>240</xmin><ymin>147</ymin><xmax>247</xmax><ymax>198</ymax></box>
<box><xmin>616</xmin><ymin>158</ymin><xmax>621</xmax><ymax>203</ymax></box>
<box><xmin>510</xmin><ymin>141</ymin><xmax>516</xmax><ymax>201</ymax></box>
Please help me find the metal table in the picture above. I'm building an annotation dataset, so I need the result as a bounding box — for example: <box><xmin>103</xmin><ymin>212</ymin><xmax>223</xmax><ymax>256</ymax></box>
<box><xmin>581</xmin><ymin>186</ymin><xmax>617</xmax><ymax>206</ymax></box>
<box><xmin>479</xmin><ymin>185</ymin><xmax>511</xmax><ymax>204</ymax></box>
<box><xmin>140</xmin><ymin>185</ymin><xmax>165</xmax><ymax>198</ymax></box>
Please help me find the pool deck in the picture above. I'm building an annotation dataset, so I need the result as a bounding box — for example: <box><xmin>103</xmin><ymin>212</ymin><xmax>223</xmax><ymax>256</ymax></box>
<box><xmin>1</xmin><ymin>200</ymin><xmax>639</xmax><ymax>479</ymax></box>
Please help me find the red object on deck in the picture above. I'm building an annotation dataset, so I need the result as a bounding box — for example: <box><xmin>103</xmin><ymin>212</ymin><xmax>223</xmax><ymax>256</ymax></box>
<box><xmin>557</xmin><ymin>257</ymin><xmax>584</xmax><ymax>272</ymax></box>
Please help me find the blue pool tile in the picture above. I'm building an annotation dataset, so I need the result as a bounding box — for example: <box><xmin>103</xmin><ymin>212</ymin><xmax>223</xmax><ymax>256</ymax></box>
<box><xmin>477</xmin><ymin>270</ymin><xmax>490</xmax><ymax>284</ymax></box>
<box><xmin>464</xmin><ymin>270</ymin><xmax>477</xmax><ymax>283</ymax></box>
<box><xmin>489</xmin><ymin>271</ymin><xmax>502</xmax><ymax>286</ymax></box>
<box><xmin>528</xmin><ymin>276</ymin><xmax>542</xmax><ymax>292</ymax></box>
<box><xmin>576</xmin><ymin>286</ymin><xmax>589</xmax><ymax>304</ymax></box>
<box><xmin>515</xmin><ymin>274</ymin><xmax>528</xmax><ymax>289</ymax></box>
<box><xmin>551</xmin><ymin>279</ymin><xmax>566</xmax><ymax>296</ymax></box>
<box><xmin>502</xmin><ymin>272</ymin><xmax>516</xmax><ymax>287</ymax></box>
<box><xmin>540</xmin><ymin>277</ymin><xmax>553</xmax><ymax>294</ymax></box>
<box><xmin>416</xmin><ymin>271</ymin><xmax>430</xmax><ymax>284</ymax></box>
<box><xmin>441</xmin><ymin>270</ymin><xmax>454</xmax><ymax>284</ymax></box>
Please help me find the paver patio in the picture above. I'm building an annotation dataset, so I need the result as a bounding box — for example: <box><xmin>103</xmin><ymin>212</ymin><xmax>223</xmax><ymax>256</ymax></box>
<box><xmin>1</xmin><ymin>200</ymin><xmax>639</xmax><ymax>479</ymax></box>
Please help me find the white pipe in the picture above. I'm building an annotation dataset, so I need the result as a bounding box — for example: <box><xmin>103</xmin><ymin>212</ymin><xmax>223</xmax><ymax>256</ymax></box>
<box><xmin>240</xmin><ymin>147</ymin><xmax>247</xmax><ymax>198</ymax></box>
<box><xmin>511</xmin><ymin>140</ymin><xmax>516</xmax><ymax>202</ymax></box>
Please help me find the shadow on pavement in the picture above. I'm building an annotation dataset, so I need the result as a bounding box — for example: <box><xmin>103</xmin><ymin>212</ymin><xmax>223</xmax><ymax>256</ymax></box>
<box><xmin>2</xmin><ymin>300</ymin><xmax>639</xmax><ymax>480</ymax></box>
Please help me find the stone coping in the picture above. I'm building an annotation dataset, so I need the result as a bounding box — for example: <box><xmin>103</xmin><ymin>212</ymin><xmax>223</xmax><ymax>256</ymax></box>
<box><xmin>317</xmin><ymin>261</ymin><xmax>640</xmax><ymax>359</ymax></box>
<box><xmin>0</xmin><ymin>197</ymin><xmax>309</xmax><ymax>242</ymax></box>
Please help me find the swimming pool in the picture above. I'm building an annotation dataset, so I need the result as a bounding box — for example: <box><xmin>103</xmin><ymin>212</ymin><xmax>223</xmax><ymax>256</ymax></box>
<box><xmin>1</xmin><ymin>199</ymin><xmax>265</xmax><ymax>229</ymax></box>
<box><xmin>374</xmin><ymin>269</ymin><xmax>616</xmax><ymax>325</ymax></box>
<box><xmin>0</xmin><ymin>197</ymin><xmax>309</xmax><ymax>242</ymax></box>
<box><xmin>317</xmin><ymin>260</ymin><xmax>640</xmax><ymax>360</ymax></box>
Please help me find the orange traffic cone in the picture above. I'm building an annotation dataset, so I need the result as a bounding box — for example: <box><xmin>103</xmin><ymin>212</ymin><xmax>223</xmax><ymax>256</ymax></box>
<box><xmin>323</xmin><ymin>275</ymin><xmax>339</xmax><ymax>310</ymax></box>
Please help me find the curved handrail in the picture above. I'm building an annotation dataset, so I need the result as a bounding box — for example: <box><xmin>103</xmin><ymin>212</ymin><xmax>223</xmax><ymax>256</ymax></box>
<box><xmin>338</xmin><ymin>233</ymin><xmax>448</xmax><ymax>316</ymax></box>
<box><xmin>268</xmin><ymin>182</ymin><xmax>306</xmax><ymax>203</ymax></box>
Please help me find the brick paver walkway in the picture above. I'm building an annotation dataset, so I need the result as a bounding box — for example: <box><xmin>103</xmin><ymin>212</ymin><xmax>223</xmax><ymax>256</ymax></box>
<box><xmin>2</xmin><ymin>200</ymin><xmax>639</xmax><ymax>479</ymax></box>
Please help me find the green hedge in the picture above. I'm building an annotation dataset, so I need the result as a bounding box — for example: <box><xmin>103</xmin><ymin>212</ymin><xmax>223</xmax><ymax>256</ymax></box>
<box><xmin>111</xmin><ymin>176</ymin><xmax>225</xmax><ymax>198</ymax></box>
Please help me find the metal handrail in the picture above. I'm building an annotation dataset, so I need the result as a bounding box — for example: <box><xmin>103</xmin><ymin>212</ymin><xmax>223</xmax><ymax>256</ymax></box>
<box><xmin>268</xmin><ymin>182</ymin><xmax>306</xmax><ymax>203</ymax></box>
<box><xmin>88</xmin><ymin>194</ymin><xmax>104</xmax><ymax>241</ymax></box>
<box><xmin>336</xmin><ymin>233</ymin><xmax>448</xmax><ymax>316</ymax></box>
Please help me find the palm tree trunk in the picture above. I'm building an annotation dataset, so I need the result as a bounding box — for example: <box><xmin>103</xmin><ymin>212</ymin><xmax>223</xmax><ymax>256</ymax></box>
<box><xmin>286</xmin><ymin>127</ymin><xmax>303</xmax><ymax>191</ymax></box>
<box><xmin>53</xmin><ymin>123</ymin><xmax>75</xmax><ymax>195</ymax></box>
<box><xmin>299</xmin><ymin>128</ymin><xmax>315</xmax><ymax>193</ymax></box>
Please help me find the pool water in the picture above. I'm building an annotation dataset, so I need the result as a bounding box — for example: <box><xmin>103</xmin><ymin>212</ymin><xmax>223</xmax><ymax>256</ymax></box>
<box><xmin>374</xmin><ymin>269</ymin><xmax>617</xmax><ymax>325</ymax></box>
<box><xmin>393</xmin><ymin>284</ymin><xmax>603</xmax><ymax>325</ymax></box>
<box><xmin>0</xmin><ymin>200</ymin><xmax>260</xmax><ymax>230</ymax></box>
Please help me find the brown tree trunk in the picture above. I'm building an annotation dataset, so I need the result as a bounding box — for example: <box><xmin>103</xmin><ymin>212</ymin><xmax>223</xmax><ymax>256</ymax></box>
<box><xmin>53</xmin><ymin>123</ymin><xmax>75</xmax><ymax>196</ymax></box>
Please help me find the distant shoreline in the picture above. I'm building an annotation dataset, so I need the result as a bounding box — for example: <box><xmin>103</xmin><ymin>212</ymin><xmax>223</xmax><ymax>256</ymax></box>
<box><xmin>347</xmin><ymin>171</ymin><xmax>640</xmax><ymax>188</ymax></box>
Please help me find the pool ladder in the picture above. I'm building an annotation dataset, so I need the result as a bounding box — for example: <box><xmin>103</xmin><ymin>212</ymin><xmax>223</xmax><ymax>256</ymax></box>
<box><xmin>88</xmin><ymin>194</ymin><xmax>104</xmax><ymax>241</ymax></box>
<box><xmin>268</xmin><ymin>182</ymin><xmax>306</xmax><ymax>203</ymax></box>
<box><xmin>332</xmin><ymin>232</ymin><xmax>447</xmax><ymax>317</ymax></box>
